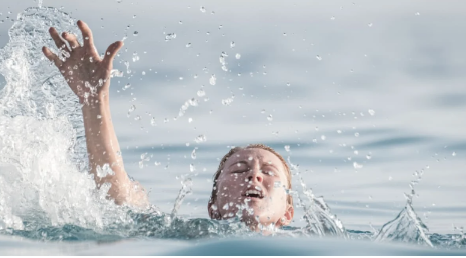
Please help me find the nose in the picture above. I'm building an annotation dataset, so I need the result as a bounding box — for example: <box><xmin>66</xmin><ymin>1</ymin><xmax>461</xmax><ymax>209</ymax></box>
<box><xmin>248</xmin><ymin>168</ymin><xmax>263</xmax><ymax>183</ymax></box>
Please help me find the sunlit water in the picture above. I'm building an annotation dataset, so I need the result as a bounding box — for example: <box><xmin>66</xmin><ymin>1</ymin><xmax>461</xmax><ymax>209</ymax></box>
<box><xmin>0</xmin><ymin>5</ymin><xmax>465</xmax><ymax>255</ymax></box>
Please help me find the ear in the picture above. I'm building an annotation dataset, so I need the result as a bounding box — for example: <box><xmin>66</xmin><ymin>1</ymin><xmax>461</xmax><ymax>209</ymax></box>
<box><xmin>277</xmin><ymin>205</ymin><xmax>294</xmax><ymax>227</ymax></box>
<box><xmin>208</xmin><ymin>201</ymin><xmax>221</xmax><ymax>220</ymax></box>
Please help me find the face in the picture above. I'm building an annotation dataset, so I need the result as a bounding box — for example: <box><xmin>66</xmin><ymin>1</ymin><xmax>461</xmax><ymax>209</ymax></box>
<box><xmin>208</xmin><ymin>148</ymin><xmax>293</xmax><ymax>229</ymax></box>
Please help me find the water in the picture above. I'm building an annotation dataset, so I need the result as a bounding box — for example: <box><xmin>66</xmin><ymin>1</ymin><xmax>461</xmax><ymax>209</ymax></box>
<box><xmin>0</xmin><ymin>1</ymin><xmax>465</xmax><ymax>255</ymax></box>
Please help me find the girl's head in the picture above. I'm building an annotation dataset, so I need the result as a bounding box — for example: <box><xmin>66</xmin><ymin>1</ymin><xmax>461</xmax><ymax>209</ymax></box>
<box><xmin>208</xmin><ymin>144</ymin><xmax>294</xmax><ymax>228</ymax></box>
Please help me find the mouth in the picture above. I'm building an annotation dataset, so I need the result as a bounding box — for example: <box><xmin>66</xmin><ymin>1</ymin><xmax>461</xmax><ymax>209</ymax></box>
<box><xmin>243</xmin><ymin>186</ymin><xmax>264</xmax><ymax>199</ymax></box>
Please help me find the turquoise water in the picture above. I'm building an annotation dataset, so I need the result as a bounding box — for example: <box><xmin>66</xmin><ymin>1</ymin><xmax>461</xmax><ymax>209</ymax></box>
<box><xmin>0</xmin><ymin>1</ymin><xmax>466</xmax><ymax>255</ymax></box>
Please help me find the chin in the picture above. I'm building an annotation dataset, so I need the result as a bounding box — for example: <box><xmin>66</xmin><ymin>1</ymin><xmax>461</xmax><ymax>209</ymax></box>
<box><xmin>240</xmin><ymin>209</ymin><xmax>278</xmax><ymax>228</ymax></box>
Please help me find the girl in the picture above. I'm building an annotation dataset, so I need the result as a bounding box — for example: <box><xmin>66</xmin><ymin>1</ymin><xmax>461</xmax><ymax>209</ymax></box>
<box><xmin>42</xmin><ymin>20</ymin><xmax>294</xmax><ymax>231</ymax></box>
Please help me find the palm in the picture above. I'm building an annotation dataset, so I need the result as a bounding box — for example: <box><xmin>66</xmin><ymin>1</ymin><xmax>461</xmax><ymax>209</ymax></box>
<box><xmin>43</xmin><ymin>20</ymin><xmax>122</xmax><ymax>103</ymax></box>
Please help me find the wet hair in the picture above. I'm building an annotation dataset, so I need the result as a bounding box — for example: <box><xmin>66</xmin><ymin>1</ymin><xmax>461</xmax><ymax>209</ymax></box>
<box><xmin>208</xmin><ymin>143</ymin><xmax>293</xmax><ymax>216</ymax></box>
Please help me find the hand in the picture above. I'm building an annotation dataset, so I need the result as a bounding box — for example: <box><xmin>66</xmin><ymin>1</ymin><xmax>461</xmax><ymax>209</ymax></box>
<box><xmin>42</xmin><ymin>20</ymin><xmax>123</xmax><ymax>104</ymax></box>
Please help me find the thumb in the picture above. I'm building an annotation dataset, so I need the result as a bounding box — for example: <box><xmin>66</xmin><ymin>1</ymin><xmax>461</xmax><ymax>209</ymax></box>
<box><xmin>102</xmin><ymin>41</ymin><xmax>123</xmax><ymax>68</ymax></box>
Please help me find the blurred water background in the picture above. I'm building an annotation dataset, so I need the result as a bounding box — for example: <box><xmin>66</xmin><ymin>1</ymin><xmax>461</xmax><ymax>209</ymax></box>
<box><xmin>0</xmin><ymin>0</ymin><xmax>465</xmax><ymax>255</ymax></box>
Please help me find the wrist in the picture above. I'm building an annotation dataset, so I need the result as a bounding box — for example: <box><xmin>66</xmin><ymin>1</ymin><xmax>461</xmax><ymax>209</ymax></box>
<box><xmin>80</xmin><ymin>92</ymin><xmax>109</xmax><ymax>109</ymax></box>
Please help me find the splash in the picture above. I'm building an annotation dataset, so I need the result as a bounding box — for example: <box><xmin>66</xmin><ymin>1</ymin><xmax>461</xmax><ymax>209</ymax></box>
<box><xmin>0</xmin><ymin>7</ymin><xmax>131</xmax><ymax>234</ymax></box>
<box><xmin>374</xmin><ymin>167</ymin><xmax>433</xmax><ymax>247</ymax></box>
<box><xmin>374</xmin><ymin>200</ymin><xmax>433</xmax><ymax>247</ymax></box>
<box><xmin>287</xmin><ymin>157</ymin><xmax>346</xmax><ymax>237</ymax></box>
<box><xmin>170</xmin><ymin>177</ymin><xmax>193</xmax><ymax>218</ymax></box>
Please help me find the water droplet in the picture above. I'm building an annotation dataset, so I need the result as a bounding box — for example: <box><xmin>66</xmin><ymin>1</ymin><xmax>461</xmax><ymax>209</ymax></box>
<box><xmin>337</xmin><ymin>130</ymin><xmax>342</xmax><ymax>134</ymax></box>
<box><xmin>284</xmin><ymin>145</ymin><xmax>290</xmax><ymax>152</ymax></box>
<box><xmin>316</xmin><ymin>55</ymin><xmax>322</xmax><ymax>61</ymax></box>
<box><xmin>388</xmin><ymin>176</ymin><xmax>392</xmax><ymax>181</ymax></box>
<box><xmin>165</xmin><ymin>33</ymin><xmax>177</xmax><ymax>41</ymax></box>
<box><xmin>354</xmin><ymin>132</ymin><xmax>360</xmax><ymax>137</ymax></box>
<box><xmin>194</xmin><ymin>135</ymin><xmax>207</xmax><ymax>143</ymax></box>
<box><xmin>415</xmin><ymin>12</ymin><xmax>420</xmax><ymax>16</ymax></box>
<box><xmin>197</xmin><ymin>88</ymin><xmax>206</xmax><ymax>97</ymax></box>
<box><xmin>186</xmin><ymin>43</ymin><xmax>191</xmax><ymax>48</ymax></box>
<box><xmin>267</xmin><ymin>114</ymin><xmax>273</xmax><ymax>121</ymax></box>
<box><xmin>191</xmin><ymin>148</ymin><xmax>197</xmax><ymax>159</ymax></box>
<box><xmin>190</xmin><ymin>164</ymin><xmax>195</xmax><ymax>172</ymax></box>
<box><xmin>209</xmin><ymin>74</ymin><xmax>216</xmax><ymax>85</ymax></box>
<box><xmin>150</xmin><ymin>117</ymin><xmax>156</xmax><ymax>126</ymax></box>
<box><xmin>366</xmin><ymin>154</ymin><xmax>372</xmax><ymax>160</ymax></box>
<box><xmin>128</xmin><ymin>104</ymin><xmax>136</xmax><ymax>114</ymax></box>
<box><xmin>286</xmin><ymin>82</ymin><xmax>291</xmax><ymax>87</ymax></box>
<box><xmin>353</xmin><ymin>162</ymin><xmax>363</xmax><ymax>169</ymax></box>
<box><xmin>110</xmin><ymin>70</ymin><xmax>124</xmax><ymax>77</ymax></box>
<box><xmin>96</xmin><ymin>115</ymin><xmax>102</xmax><ymax>119</ymax></box>
<box><xmin>330</xmin><ymin>16</ymin><xmax>335</xmax><ymax>20</ymax></box>
<box><xmin>274</xmin><ymin>181</ymin><xmax>281</xmax><ymax>188</ymax></box>
<box><xmin>188</xmin><ymin>98</ymin><xmax>199</xmax><ymax>106</ymax></box>
<box><xmin>235</xmin><ymin>53</ymin><xmax>241</xmax><ymax>59</ymax></box>
<box><xmin>154</xmin><ymin>161</ymin><xmax>161</xmax><ymax>166</ymax></box>
<box><xmin>283</xmin><ymin>32</ymin><xmax>287</xmax><ymax>36</ymax></box>
<box><xmin>123</xmin><ymin>83</ymin><xmax>131</xmax><ymax>90</ymax></box>
<box><xmin>321</xmin><ymin>135</ymin><xmax>326</xmax><ymax>140</ymax></box>
<box><xmin>230</xmin><ymin>41</ymin><xmax>235</xmax><ymax>48</ymax></box>
<box><xmin>368</xmin><ymin>23</ymin><xmax>373</xmax><ymax>27</ymax></box>
<box><xmin>368</xmin><ymin>109</ymin><xmax>375</xmax><ymax>116</ymax></box>
<box><xmin>188</xmin><ymin>117</ymin><xmax>193</xmax><ymax>123</ymax></box>
<box><xmin>132</xmin><ymin>52</ymin><xmax>140</xmax><ymax>62</ymax></box>
<box><xmin>452</xmin><ymin>152</ymin><xmax>457</xmax><ymax>156</ymax></box>
<box><xmin>222</xmin><ymin>203</ymin><xmax>229</xmax><ymax>210</ymax></box>
<box><xmin>221</xmin><ymin>96</ymin><xmax>234</xmax><ymax>106</ymax></box>
<box><xmin>248</xmin><ymin>156</ymin><xmax>253</xmax><ymax>161</ymax></box>
<box><xmin>133</xmin><ymin>31</ymin><xmax>138</xmax><ymax>36</ymax></box>
<box><xmin>133</xmin><ymin>15</ymin><xmax>137</xmax><ymax>19</ymax></box>
<box><xmin>134</xmin><ymin>115</ymin><xmax>141</xmax><ymax>121</ymax></box>
<box><xmin>200</xmin><ymin>6</ymin><xmax>206</xmax><ymax>13</ymax></box>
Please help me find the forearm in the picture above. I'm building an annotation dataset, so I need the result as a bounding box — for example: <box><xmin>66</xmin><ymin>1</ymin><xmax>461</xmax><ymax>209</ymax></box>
<box><xmin>43</xmin><ymin>20</ymin><xmax>148</xmax><ymax>207</ymax></box>
<box><xmin>82</xmin><ymin>95</ymin><xmax>130</xmax><ymax>204</ymax></box>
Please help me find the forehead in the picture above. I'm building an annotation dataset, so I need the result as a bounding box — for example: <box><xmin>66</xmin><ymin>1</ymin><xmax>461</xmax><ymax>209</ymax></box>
<box><xmin>223</xmin><ymin>148</ymin><xmax>284</xmax><ymax>168</ymax></box>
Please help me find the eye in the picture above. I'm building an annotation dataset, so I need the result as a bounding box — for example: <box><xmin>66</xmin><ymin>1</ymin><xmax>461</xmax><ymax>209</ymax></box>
<box><xmin>264</xmin><ymin>170</ymin><xmax>275</xmax><ymax>176</ymax></box>
<box><xmin>232</xmin><ymin>164</ymin><xmax>248</xmax><ymax>173</ymax></box>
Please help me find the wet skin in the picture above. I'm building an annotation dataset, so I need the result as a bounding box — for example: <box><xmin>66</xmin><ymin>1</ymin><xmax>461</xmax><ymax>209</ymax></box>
<box><xmin>209</xmin><ymin>148</ymin><xmax>294</xmax><ymax>229</ymax></box>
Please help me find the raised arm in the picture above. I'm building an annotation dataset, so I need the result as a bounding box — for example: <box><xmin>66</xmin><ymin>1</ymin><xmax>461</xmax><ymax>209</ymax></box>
<box><xmin>42</xmin><ymin>20</ymin><xmax>148</xmax><ymax>208</ymax></box>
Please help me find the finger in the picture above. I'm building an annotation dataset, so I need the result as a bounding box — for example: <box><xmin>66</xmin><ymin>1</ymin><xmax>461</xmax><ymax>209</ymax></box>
<box><xmin>48</xmin><ymin>27</ymin><xmax>69</xmax><ymax>51</ymax></box>
<box><xmin>42</xmin><ymin>46</ymin><xmax>63</xmax><ymax>67</ymax></box>
<box><xmin>102</xmin><ymin>41</ymin><xmax>123</xmax><ymax>68</ymax></box>
<box><xmin>77</xmin><ymin>20</ymin><xmax>95</xmax><ymax>52</ymax></box>
<box><xmin>62</xmin><ymin>32</ymin><xmax>81</xmax><ymax>50</ymax></box>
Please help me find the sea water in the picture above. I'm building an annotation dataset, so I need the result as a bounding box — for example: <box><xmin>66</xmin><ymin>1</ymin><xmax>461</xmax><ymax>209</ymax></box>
<box><xmin>0</xmin><ymin>5</ymin><xmax>465</xmax><ymax>255</ymax></box>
